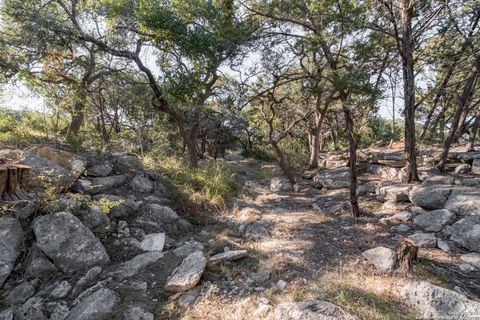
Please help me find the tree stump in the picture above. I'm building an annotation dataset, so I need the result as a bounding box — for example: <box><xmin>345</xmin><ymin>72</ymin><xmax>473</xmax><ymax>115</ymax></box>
<box><xmin>396</xmin><ymin>238</ymin><xmax>418</xmax><ymax>272</ymax></box>
<box><xmin>0</xmin><ymin>164</ymin><xmax>31</xmax><ymax>201</ymax></box>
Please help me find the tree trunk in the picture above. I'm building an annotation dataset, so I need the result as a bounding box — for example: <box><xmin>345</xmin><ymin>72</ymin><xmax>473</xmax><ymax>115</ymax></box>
<box><xmin>307</xmin><ymin>113</ymin><xmax>324</xmax><ymax>169</ymax></box>
<box><xmin>467</xmin><ymin>109</ymin><xmax>480</xmax><ymax>151</ymax></box>
<box><xmin>400</xmin><ymin>0</ymin><xmax>420</xmax><ymax>182</ymax></box>
<box><xmin>272</xmin><ymin>141</ymin><xmax>296</xmax><ymax>185</ymax></box>
<box><xmin>437</xmin><ymin>62</ymin><xmax>478</xmax><ymax>171</ymax></box>
<box><xmin>342</xmin><ymin>106</ymin><xmax>360</xmax><ymax>218</ymax></box>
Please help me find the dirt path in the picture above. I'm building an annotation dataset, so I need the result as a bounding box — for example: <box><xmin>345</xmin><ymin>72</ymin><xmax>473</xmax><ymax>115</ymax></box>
<box><xmin>161</xmin><ymin>159</ymin><xmax>477</xmax><ymax>320</ymax></box>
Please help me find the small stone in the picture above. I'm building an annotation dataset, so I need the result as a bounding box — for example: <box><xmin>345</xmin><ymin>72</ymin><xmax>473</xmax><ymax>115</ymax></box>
<box><xmin>274</xmin><ymin>301</ymin><xmax>356</xmax><ymax>320</ymax></box>
<box><xmin>139</xmin><ymin>233</ymin><xmax>165</xmax><ymax>252</ymax></box>
<box><xmin>65</xmin><ymin>288</ymin><xmax>120</xmax><ymax>320</ymax></box>
<box><xmin>379</xmin><ymin>211</ymin><xmax>412</xmax><ymax>226</ymax></box>
<box><xmin>130</xmin><ymin>175</ymin><xmax>153</xmax><ymax>194</ymax></box>
<box><xmin>460</xmin><ymin>253</ymin><xmax>480</xmax><ymax>269</ymax></box>
<box><xmin>209</xmin><ymin>250</ymin><xmax>248</xmax><ymax>263</ymax></box>
<box><xmin>164</xmin><ymin>251</ymin><xmax>207</xmax><ymax>293</ymax></box>
<box><xmin>124</xmin><ymin>306</ymin><xmax>154</xmax><ymax>320</ymax></box>
<box><xmin>437</xmin><ymin>239</ymin><xmax>450</xmax><ymax>252</ymax></box>
<box><xmin>459</xmin><ymin>264</ymin><xmax>476</xmax><ymax>273</ymax></box>
<box><xmin>455</xmin><ymin>164</ymin><xmax>471</xmax><ymax>175</ymax></box>
<box><xmin>392</xmin><ymin>224</ymin><xmax>410</xmax><ymax>232</ymax></box>
<box><xmin>50</xmin><ymin>281</ymin><xmax>72</xmax><ymax>299</ymax></box>
<box><xmin>244</xmin><ymin>222</ymin><xmax>269</xmax><ymax>240</ymax></box>
<box><xmin>276</xmin><ymin>280</ymin><xmax>287</xmax><ymax>290</ymax></box>
<box><xmin>251</xmin><ymin>270</ymin><xmax>270</xmax><ymax>285</ymax></box>
<box><xmin>362</xmin><ymin>246</ymin><xmax>397</xmax><ymax>273</ymax></box>
<box><xmin>408</xmin><ymin>232</ymin><xmax>437</xmax><ymax>248</ymax></box>
<box><xmin>5</xmin><ymin>281</ymin><xmax>37</xmax><ymax>306</ymax></box>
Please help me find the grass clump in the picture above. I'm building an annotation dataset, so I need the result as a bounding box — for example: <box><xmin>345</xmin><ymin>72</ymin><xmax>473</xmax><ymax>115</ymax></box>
<box><xmin>144</xmin><ymin>156</ymin><xmax>237</xmax><ymax>212</ymax></box>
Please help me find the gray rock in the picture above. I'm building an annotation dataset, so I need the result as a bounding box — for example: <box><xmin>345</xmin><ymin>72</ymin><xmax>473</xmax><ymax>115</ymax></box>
<box><xmin>49</xmin><ymin>303</ymin><xmax>70</xmax><ymax>320</ymax></box>
<box><xmin>112</xmin><ymin>155</ymin><xmax>143</xmax><ymax>174</ymax></box>
<box><xmin>50</xmin><ymin>281</ymin><xmax>72</xmax><ymax>299</ymax></box>
<box><xmin>5</xmin><ymin>281</ymin><xmax>37</xmax><ymax>306</ymax></box>
<box><xmin>75</xmin><ymin>205</ymin><xmax>111</xmax><ymax>235</ymax></box>
<box><xmin>33</xmin><ymin>212</ymin><xmax>109</xmax><ymax>274</ymax></box>
<box><xmin>11</xmin><ymin>200</ymin><xmax>37</xmax><ymax>220</ymax></box>
<box><xmin>378</xmin><ymin>184</ymin><xmax>413</xmax><ymax>202</ymax></box>
<box><xmin>124</xmin><ymin>306</ymin><xmax>154</xmax><ymax>320</ymax></box>
<box><xmin>86</xmin><ymin>161</ymin><xmax>112</xmax><ymax>177</ymax></box>
<box><xmin>139</xmin><ymin>233</ymin><xmax>165</xmax><ymax>252</ymax></box>
<box><xmin>460</xmin><ymin>253</ymin><xmax>480</xmax><ymax>269</ymax></box>
<box><xmin>361</xmin><ymin>246</ymin><xmax>397</xmax><ymax>273</ymax></box>
<box><xmin>274</xmin><ymin>300</ymin><xmax>356</xmax><ymax>320</ymax></box>
<box><xmin>422</xmin><ymin>176</ymin><xmax>454</xmax><ymax>185</ymax></box>
<box><xmin>392</xmin><ymin>224</ymin><xmax>410</xmax><ymax>232</ymax></box>
<box><xmin>87</xmin><ymin>174</ymin><xmax>130</xmax><ymax>194</ymax></box>
<box><xmin>0</xmin><ymin>217</ymin><xmax>23</xmax><ymax>288</ymax></box>
<box><xmin>413</xmin><ymin>209</ymin><xmax>455</xmax><ymax>232</ymax></box>
<box><xmin>460</xmin><ymin>178</ymin><xmax>480</xmax><ymax>187</ymax></box>
<box><xmin>135</xmin><ymin>204</ymin><xmax>181</xmax><ymax>230</ymax></box>
<box><xmin>24</xmin><ymin>244</ymin><xmax>59</xmax><ymax>278</ymax></box>
<box><xmin>401</xmin><ymin>281</ymin><xmax>480</xmax><ymax>319</ymax></box>
<box><xmin>379</xmin><ymin>211</ymin><xmax>412</xmax><ymax>226</ymax></box>
<box><xmin>270</xmin><ymin>177</ymin><xmax>293</xmax><ymax>192</ymax></box>
<box><xmin>209</xmin><ymin>250</ymin><xmax>248</xmax><ymax>263</ymax></box>
<box><xmin>454</xmin><ymin>163</ymin><xmax>471</xmax><ymax>175</ymax></box>
<box><xmin>437</xmin><ymin>239</ymin><xmax>450</xmax><ymax>252</ymax></box>
<box><xmin>70</xmin><ymin>267</ymin><xmax>103</xmax><ymax>298</ymax></box>
<box><xmin>0</xmin><ymin>309</ymin><xmax>13</xmax><ymax>320</ymax></box>
<box><xmin>409</xmin><ymin>186</ymin><xmax>451</xmax><ymax>209</ymax></box>
<box><xmin>459</xmin><ymin>263</ymin><xmax>476</xmax><ymax>273</ymax></box>
<box><xmin>472</xmin><ymin>159</ymin><xmax>480</xmax><ymax>175</ymax></box>
<box><xmin>450</xmin><ymin>216</ymin><xmax>480</xmax><ymax>252</ymax></box>
<box><xmin>164</xmin><ymin>251</ymin><xmax>207</xmax><ymax>292</ymax></box>
<box><xmin>66</xmin><ymin>288</ymin><xmax>120</xmax><ymax>320</ymax></box>
<box><xmin>20</xmin><ymin>155</ymin><xmax>73</xmax><ymax>191</ymax></box>
<box><xmin>313</xmin><ymin>168</ymin><xmax>350</xmax><ymax>189</ymax></box>
<box><xmin>445</xmin><ymin>189</ymin><xmax>480</xmax><ymax>216</ymax></box>
<box><xmin>111</xmin><ymin>251</ymin><xmax>163</xmax><ymax>279</ymax></box>
<box><xmin>131</xmin><ymin>175</ymin><xmax>153</xmax><ymax>193</ymax></box>
<box><xmin>251</xmin><ymin>270</ymin><xmax>270</xmax><ymax>285</ymax></box>
<box><xmin>408</xmin><ymin>232</ymin><xmax>437</xmax><ymax>248</ymax></box>
<box><xmin>173</xmin><ymin>241</ymin><xmax>205</xmax><ymax>257</ymax></box>
<box><xmin>14</xmin><ymin>297</ymin><xmax>47</xmax><ymax>320</ymax></box>
<box><xmin>245</xmin><ymin>222</ymin><xmax>270</xmax><ymax>240</ymax></box>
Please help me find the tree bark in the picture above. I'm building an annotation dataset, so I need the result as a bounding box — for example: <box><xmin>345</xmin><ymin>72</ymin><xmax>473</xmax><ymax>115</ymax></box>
<box><xmin>342</xmin><ymin>106</ymin><xmax>360</xmax><ymax>218</ymax></box>
<box><xmin>272</xmin><ymin>141</ymin><xmax>296</xmax><ymax>185</ymax></box>
<box><xmin>437</xmin><ymin>61</ymin><xmax>478</xmax><ymax>171</ymax></box>
<box><xmin>467</xmin><ymin>109</ymin><xmax>480</xmax><ymax>151</ymax></box>
<box><xmin>400</xmin><ymin>0</ymin><xmax>420</xmax><ymax>182</ymax></box>
<box><xmin>307</xmin><ymin>111</ymin><xmax>325</xmax><ymax>169</ymax></box>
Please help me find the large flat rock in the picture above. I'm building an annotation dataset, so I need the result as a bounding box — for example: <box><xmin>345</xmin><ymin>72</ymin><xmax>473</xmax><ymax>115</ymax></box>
<box><xmin>409</xmin><ymin>185</ymin><xmax>452</xmax><ymax>210</ymax></box>
<box><xmin>445</xmin><ymin>189</ymin><xmax>480</xmax><ymax>216</ymax></box>
<box><xmin>164</xmin><ymin>251</ymin><xmax>207</xmax><ymax>293</ymax></box>
<box><xmin>0</xmin><ymin>217</ymin><xmax>23</xmax><ymax>288</ymax></box>
<box><xmin>450</xmin><ymin>216</ymin><xmax>480</xmax><ymax>253</ymax></box>
<box><xmin>401</xmin><ymin>281</ymin><xmax>480</xmax><ymax>319</ymax></box>
<box><xmin>33</xmin><ymin>212</ymin><xmax>109</xmax><ymax>274</ymax></box>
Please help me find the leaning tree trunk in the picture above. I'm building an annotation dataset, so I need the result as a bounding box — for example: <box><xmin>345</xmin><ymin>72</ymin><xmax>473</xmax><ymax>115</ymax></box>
<box><xmin>401</xmin><ymin>0</ymin><xmax>420</xmax><ymax>182</ymax></box>
<box><xmin>467</xmin><ymin>109</ymin><xmax>480</xmax><ymax>151</ymax></box>
<box><xmin>271</xmin><ymin>141</ymin><xmax>296</xmax><ymax>185</ymax></box>
<box><xmin>342</xmin><ymin>106</ymin><xmax>360</xmax><ymax>218</ymax></box>
<box><xmin>437</xmin><ymin>62</ymin><xmax>478</xmax><ymax>171</ymax></box>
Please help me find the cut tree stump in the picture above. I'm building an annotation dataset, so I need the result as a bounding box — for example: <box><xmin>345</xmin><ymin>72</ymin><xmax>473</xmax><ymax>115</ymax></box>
<box><xmin>0</xmin><ymin>164</ymin><xmax>31</xmax><ymax>201</ymax></box>
<box><xmin>396</xmin><ymin>238</ymin><xmax>418</xmax><ymax>272</ymax></box>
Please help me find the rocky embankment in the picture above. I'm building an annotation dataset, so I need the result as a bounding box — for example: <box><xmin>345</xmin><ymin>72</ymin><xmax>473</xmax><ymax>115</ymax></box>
<box><xmin>0</xmin><ymin>147</ymin><xmax>211</xmax><ymax>320</ymax></box>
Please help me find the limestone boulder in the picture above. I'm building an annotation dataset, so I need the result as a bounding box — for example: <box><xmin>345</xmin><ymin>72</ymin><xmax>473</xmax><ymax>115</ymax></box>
<box><xmin>0</xmin><ymin>217</ymin><xmax>23</xmax><ymax>288</ymax></box>
<box><xmin>33</xmin><ymin>212</ymin><xmax>109</xmax><ymax>274</ymax></box>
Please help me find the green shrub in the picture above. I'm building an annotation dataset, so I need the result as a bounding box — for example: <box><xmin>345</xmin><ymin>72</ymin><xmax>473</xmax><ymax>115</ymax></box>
<box><xmin>145</xmin><ymin>156</ymin><xmax>236</xmax><ymax>211</ymax></box>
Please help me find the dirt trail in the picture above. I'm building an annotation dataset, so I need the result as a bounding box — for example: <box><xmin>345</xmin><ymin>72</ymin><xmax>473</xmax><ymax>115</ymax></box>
<box><xmin>167</xmin><ymin>159</ymin><xmax>477</xmax><ymax>320</ymax></box>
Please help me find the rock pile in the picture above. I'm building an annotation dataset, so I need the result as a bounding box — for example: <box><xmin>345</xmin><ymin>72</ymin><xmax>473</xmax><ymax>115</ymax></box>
<box><xmin>0</xmin><ymin>147</ymin><xmax>208</xmax><ymax>319</ymax></box>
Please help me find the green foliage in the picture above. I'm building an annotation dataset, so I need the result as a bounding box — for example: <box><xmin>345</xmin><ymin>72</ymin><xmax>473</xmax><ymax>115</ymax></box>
<box><xmin>93</xmin><ymin>198</ymin><xmax>125</xmax><ymax>214</ymax></box>
<box><xmin>146</xmin><ymin>156</ymin><xmax>236</xmax><ymax>211</ymax></box>
<box><xmin>358</xmin><ymin>117</ymin><xmax>403</xmax><ymax>147</ymax></box>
